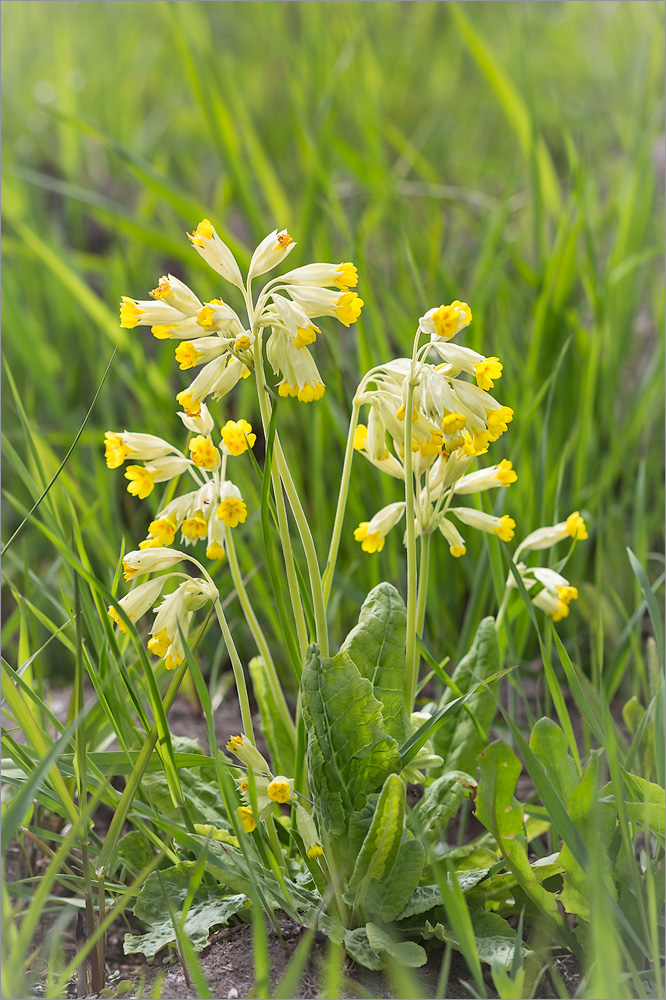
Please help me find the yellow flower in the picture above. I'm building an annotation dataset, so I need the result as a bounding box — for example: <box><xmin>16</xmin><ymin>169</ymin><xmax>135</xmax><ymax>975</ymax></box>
<box><xmin>104</xmin><ymin>432</ymin><xmax>131</xmax><ymax>469</ymax></box>
<box><xmin>557</xmin><ymin>585</ymin><xmax>579</xmax><ymax>605</ymax></box>
<box><xmin>227</xmin><ymin>735</ymin><xmax>244</xmax><ymax>754</ymax></box>
<box><xmin>139</xmin><ymin>538</ymin><xmax>163</xmax><ymax>549</ymax></box>
<box><xmin>307</xmin><ymin>845</ymin><xmax>324</xmax><ymax>859</ymax></box>
<box><xmin>125</xmin><ymin>465</ymin><xmax>155</xmax><ymax>499</ymax></box>
<box><xmin>496</xmin><ymin>460</ymin><xmax>518</xmax><ymax>486</ymax></box>
<box><xmin>267</xmin><ymin>777</ymin><xmax>291</xmax><ymax>804</ymax></box>
<box><xmin>206</xmin><ymin>541</ymin><xmax>226</xmax><ymax>561</ymax></box>
<box><xmin>333</xmin><ymin>262</ymin><xmax>358</xmax><ymax>290</ymax></box>
<box><xmin>221</xmin><ymin>420</ymin><xmax>257</xmax><ymax>457</ymax></box>
<box><xmin>107</xmin><ymin>605</ymin><xmax>126</xmax><ymax>633</ymax></box>
<box><xmin>237</xmin><ymin>807</ymin><xmax>256</xmax><ymax>834</ymax></box>
<box><xmin>119</xmin><ymin>297</ymin><xmax>144</xmax><ymax>329</ymax></box>
<box><xmin>432</xmin><ymin>301</ymin><xmax>472</xmax><ymax>339</ymax></box>
<box><xmin>475</xmin><ymin>357</ymin><xmax>503</xmax><ymax>391</ymax></box>
<box><xmin>176</xmin><ymin>390</ymin><xmax>202</xmax><ymax>416</ymax></box>
<box><xmin>181</xmin><ymin>516</ymin><xmax>207</xmax><ymax>540</ymax></box>
<box><xmin>487</xmin><ymin>406</ymin><xmax>514</xmax><ymax>441</ymax></box>
<box><xmin>354</xmin><ymin>425</ymin><xmax>368</xmax><ymax>450</ymax></box>
<box><xmin>442</xmin><ymin>412</ymin><xmax>467</xmax><ymax>434</ymax></box>
<box><xmin>189</xmin><ymin>435</ymin><xmax>220</xmax><ymax>470</ymax></box>
<box><xmin>175</xmin><ymin>342</ymin><xmax>202</xmax><ymax>370</ymax></box>
<box><xmin>494</xmin><ymin>515</ymin><xmax>516</xmax><ymax>542</ymax></box>
<box><xmin>354</xmin><ymin>522</ymin><xmax>385</xmax><ymax>554</ymax></box>
<box><xmin>149</xmin><ymin>517</ymin><xmax>177</xmax><ymax>546</ymax></box>
<box><xmin>148</xmin><ymin>628</ymin><xmax>171</xmax><ymax>657</ymax></box>
<box><xmin>188</xmin><ymin>218</ymin><xmax>214</xmax><ymax>246</ymax></box>
<box><xmin>335</xmin><ymin>292</ymin><xmax>364</xmax><ymax>327</ymax></box>
<box><xmin>565</xmin><ymin>511</ymin><xmax>588</xmax><ymax>540</ymax></box>
<box><xmin>218</xmin><ymin>498</ymin><xmax>248</xmax><ymax>527</ymax></box>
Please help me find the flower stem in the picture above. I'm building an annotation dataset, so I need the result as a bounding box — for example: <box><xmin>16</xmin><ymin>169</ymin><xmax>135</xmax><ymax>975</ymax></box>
<box><xmin>322</xmin><ymin>398</ymin><xmax>361</xmax><ymax>607</ymax></box>
<box><xmin>272</xmin><ymin>437</ymin><xmax>329</xmax><ymax>656</ymax></box>
<box><xmin>214</xmin><ymin>599</ymin><xmax>255</xmax><ymax>741</ymax></box>
<box><xmin>404</xmin><ymin>377</ymin><xmax>418</xmax><ymax>712</ymax></box>
<box><xmin>225</xmin><ymin>528</ymin><xmax>296</xmax><ymax>744</ymax></box>
<box><xmin>415</xmin><ymin>530</ymin><xmax>431</xmax><ymax>681</ymax></box>
<box><xmin>253</xmin><ymin>333</ymin><xmax>309</xmax><ymax>657</ymax></box>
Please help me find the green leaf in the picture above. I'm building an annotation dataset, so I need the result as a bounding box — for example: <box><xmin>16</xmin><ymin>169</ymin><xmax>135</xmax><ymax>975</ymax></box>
<box><xmin>340</xmin><ymin>583</ymin><xmax>412</xmax><ymax>744</ymax></box>
<box><xmin>117</xmin><ymin>832</ymin><xmax>155</xmax><ymax>873</ymax></box>
<box><xmin>424</xmin><ymin>910</ymin><xmax>531</xmax><ymax>970</ymax></box>
<box><xmin>396</xmin><ymin>870</ymin><xmax>491</xmax><ymax>921</ymax></box>
<box><xmin>475</xmin><ymin>741</ymin><xmax>569</xmax><ymax>935</ymax></box>
<box><xmin>365</xmin><ymin>923</ymin><xmax>427</xmax><ymax>968</ymax></box>
<box><xmin>408</xmin><ymin>770</ymin><xmax>477</xmax><ymax>840</ymax></box>
<box><xmin>349</xmin><ymin>773</ymin><xmax>405</xmax><ymax>894</ymax></box>
<box><xmin>559</xmin><ymin>753</ymin><xmax>617</xmax><ymax>920</ymax></box>
<box><xmin>369</xmin><ymin>838</ymin><xmax>426</xmax><ymax>922</ymax></box>
<box><xmin>600</xmin><ymin>773</ymin><xmax>665</xmax><ymax>836</ymax></box>
<box><xmin>433</xmin><ymin>617</ymin><xmax>499</xmax><ymax>773</ymax></box>
<box><xmin>301</xmin><ymin>643</ymin><xmax>400</xmax><ymax>846</ymax></box>
<box><xmin>343</xmin><ymin>928</ymin><xmax>384</xmax><ymax>971</ymax></box>
<box><xmin>529</xmin><ymin>718</ymin><xmax>579</xmax><ymax>803</ymax></box>
<box><xmin>248</xmin><ymin>656</ymin><xmax>295</xmax><ymax>777</ymax></box>
<box><xmin>124</xmin><ymin>863</ymin><xmax>248</xmax><ymax>962</ymax></box>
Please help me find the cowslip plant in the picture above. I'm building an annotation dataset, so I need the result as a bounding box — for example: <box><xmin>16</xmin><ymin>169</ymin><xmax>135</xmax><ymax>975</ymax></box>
<box><xmin>101</xmin><ymin>216</ymin><xmax>657</xmax><ymax>983</ymax></box>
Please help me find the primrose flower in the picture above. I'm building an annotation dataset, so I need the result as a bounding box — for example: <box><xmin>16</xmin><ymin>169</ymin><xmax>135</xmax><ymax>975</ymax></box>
<box><xmin>507</xmin><ymin>563</ymin><xmax>580</xmax><ymax>623</ymax></box>
<box><xmin>147</xmin><ymin>577</ymin><xmax>218</xmax><ymax>670</ymax></box>
<box><xmin>226</xmin><ymin>734</ymin><xmax>271</xmax><ymax>773</ymax></box>
<box><xmin>295</xmin><ymin>804</ymin><xmax>324</xmax><ymax>860</ymax></box>
<box><xmin>107</xmin><ymin>577</ymin><xmax>168</xmax><ymax>633</ymax></box>
<box><xmin>122</xmin><ymin>548</ymin><xmax>185</xmax><ymax>582</ymax></box>
<box><xmin>267</xmin><ymin>776</ymin><xmax>292</xmax><ymax>803</ymax></box>
<box><xmin>237</xmin><ymin>807</ymin><xmax>256</xmax><ymax>833</ymax></box>
<box><xmin>187</xmin><ymin>219</ymin><xmax>244</xmax><ymax>289</ymax></box>
<box><xmin>220</xmin><ymin>419</ymin><xmax>257</xmax><ymax>456</ymax></box>
<box><xmin>354</xmin><ymin>501</ymin><xmax>406</xmax><ymax>554</ymax></box>
<box><xmin>517</xmin><ymin>510</ymin><xmax>589</xmax><ymax>557</ymax></box>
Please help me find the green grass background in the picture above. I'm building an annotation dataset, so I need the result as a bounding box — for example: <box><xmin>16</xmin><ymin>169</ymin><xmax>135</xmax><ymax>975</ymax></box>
<box><xmin>2</xmin><ymin>0</ymin><xmax>664</xmax><ymax>694</ymax></box>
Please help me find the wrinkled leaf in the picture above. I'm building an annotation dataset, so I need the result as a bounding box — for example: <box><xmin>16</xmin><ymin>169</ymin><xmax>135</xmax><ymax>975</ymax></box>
<box><xmin>341</xmin><ymin>583</ymin><xmax>411</xmax><ymax>744</ymax></box>
<box><xmin>424</xmin><ymin>910</ymin><xmax>531</xmax><ymax>969</ymax></box>
<box><xmin>349</xmin><ymin>773</ymin><xmax>405</xmax><ymax>894</ymax></box>
<box><xmin>301</xmin><ymin>643</ymin><xmax>400</xmax><ymax>848</ymax></box>
<box><xmin>365</xmin><ymin>922</ymin><xmax>427</xmax><ymax>968</ymax></box>
<box><xmin>124</xmin><ymin>863</ymin><xmax>248</xmax><ymax>962</ymax></box>
<box><xmin>408</xmin><ymin>770</ymin><xmax>477</xmax><ymax>839</ymax></box>
<box><xmin>344</xmin><ymin>927</ymin><xmax>384</xmax><ymax>970</ymax></box>
<box><xmin>117</xmin><ymin>831</ymin><xmax>154</xmax><ymax>873</ymax></box>
<box><xmin>396</xmin><ymin>869</ymin><xmax>491</xmax><ymax>920</ymax></box>
<box><xmin>368</xmin><ymin>837</ymin><xmax>426</xmax><ymax>922</ymax></box>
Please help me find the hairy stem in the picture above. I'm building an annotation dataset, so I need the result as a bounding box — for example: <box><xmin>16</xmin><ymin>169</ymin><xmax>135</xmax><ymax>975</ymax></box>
<box><xmin>225</xmin><ymin>528</ymin><xmax>295</xmax><ymax>743</ymax></box>
<box><xmin>214</xmin><ymin>599</ymin><xmax>255</xmax><ymax>740</ymax></box>
<box><xmin>322</xmin><ymin>398</ymin><xmax>361</xmax><ymax>606</ymax></box>
<box><xmin>404</xmin><ymin>377</ymin><xmax>418</xmax><ymax>711</ymax></box>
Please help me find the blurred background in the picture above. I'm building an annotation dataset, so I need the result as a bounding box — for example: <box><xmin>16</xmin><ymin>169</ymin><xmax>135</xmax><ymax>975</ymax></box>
<box><xmin>2</xmin><ymin>1</ymin><xmax>664</xmax><ymax>700</ymax></box>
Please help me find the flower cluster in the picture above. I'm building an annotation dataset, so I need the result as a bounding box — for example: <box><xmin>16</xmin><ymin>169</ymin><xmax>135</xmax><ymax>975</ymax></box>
<box><xmin>107</xmin><ymin>547</ymin><xmax>218</xmax><ymax>671</ymax></box>
<box><xmin>226</xmin><ymin>733</ymin><xmax>322</xmax><ymax>858</ymax></box>
<box><xmin>505</xmin><ymin>510</ymin><xmax>588</xmax><ymax>621</ymax></box>
<box><xmin>353</xmin><ymin>302</ymin><xmax>517</xmax><ymax>557</ymax></box>
<box><xmin>119</xmin><ymin>221</ymin><xmax>363</xmax><ymax>409</ymax></box>
<box><xmin>105</xmin><ymin>404</ymin><xmax>254</xmax><ymax>562</ymax></box>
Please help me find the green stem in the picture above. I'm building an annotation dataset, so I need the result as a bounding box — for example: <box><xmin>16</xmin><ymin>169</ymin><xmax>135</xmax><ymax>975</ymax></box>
<box><xmin>265</xmin><ymin>814</ymin><xmax>287</xmax><ymax>872</ymax></box>
<box><xmin>225</xmin><ymin>527</ymin><xmax>296</xmax><ymax>744</ymax></box>
<box><xmin>415</xmin><ymin>530</ymin><xmax>431</xmax><ymax>688</ymax></box>
<box><xmin>214</xmin><ymin>599</ymin><xmax>255</xmax><ymax>741</ymax></box>
<box><xmin>253</xmin><ymin>334</ymin><xmax>309</xmax><ymax>657</ymax></box>
<box><xmin>273</xmin><ymin>437</ymin><xmax>329</xmax><ymax>656</ymax></box>
<box><xmin>322</xmin><ymin>398</ymin><xmax>361</xmax><ymax>606</ymax></box>
<box><xmin>404</xmin><ymin>378</ymin><xmax>418</xmax><ymax>711</ymax></box>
